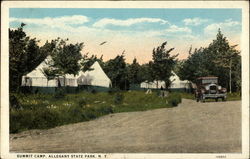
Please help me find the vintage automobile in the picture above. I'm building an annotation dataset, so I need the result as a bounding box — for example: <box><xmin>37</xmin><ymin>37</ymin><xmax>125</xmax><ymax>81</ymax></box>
<box><xmin>195</xmin><ymin>76</ymin><xmax>227</xmax><ymax>102</ymax></box>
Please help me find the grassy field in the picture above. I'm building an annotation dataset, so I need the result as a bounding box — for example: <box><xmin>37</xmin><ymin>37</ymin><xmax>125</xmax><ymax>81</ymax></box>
<box><xmin>10</xmin><ymin>90</ymin><xmax>240</xmax><ymax>133</ymax></box>
<box><xmin>10</xmin><ymin>90</ymin><xmax>181</xmax><ymax>133</ymax></box>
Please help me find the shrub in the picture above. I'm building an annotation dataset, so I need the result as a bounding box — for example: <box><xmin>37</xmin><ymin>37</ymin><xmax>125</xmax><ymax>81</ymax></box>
<box><xmin>9</xmin><ymin>94</ymin><xmax>22</xmax><ymax>110</ymax></box>
<box><xmin>114</xmin><ymin>93</ymin><xmax>124</xmax><ymax>104</ymax></box>
<box><xmin>167</xmin><ymin>93</ymin><xmax>182</xmax><ymax>107</ymax></box>
<box><xmin>68</xmin><ymin>105</ymin><xmax>85</xmax><ymax>122</ymax></box>
<box><xmin>10</xmin><ymin>114</ymin><xmax>21</xmax><ymax>133</ymax></box>
<box><xmin>95</xmin><ymin>105</ymin><xmax>113</xmax><ymax>115</ymax></box>
<box><xmin>10</xmin><ymin>108</ymin><xmax>59</xmax><ymax>133</ymax></box>
<box><xmin>31</xmin><ymin>108</ymin><xmax>60</xmax><ymax>129</ymax></box>
<box><xmin>54</xmin><ymin>88</ymin><xmax>65</xmax><ymax>99</ymax></box>
<box><xmin>91</xmin><ymin>89</ymin><xmax>97</xmax><ymax>94</ymax></box>
<box><xmin>108</xmin><ymin>87</ymin><xmax>119</xmax><ymax>94</ymax></box>
<box><xmin>82</xmin><ymin>107</ymin><xmax>97</xmax><ymax>120</ymax></box>
<box><xmin>78</xmin><ymin>98</ymin><xmax>87</xmax><ymax>108</ymax></box>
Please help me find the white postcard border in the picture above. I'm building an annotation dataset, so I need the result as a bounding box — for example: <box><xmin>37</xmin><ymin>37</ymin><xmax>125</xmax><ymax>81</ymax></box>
<box><xmin>1</xmin><ymin>1</ymin><xmax>249</xmax><ymax>159</ymax></box>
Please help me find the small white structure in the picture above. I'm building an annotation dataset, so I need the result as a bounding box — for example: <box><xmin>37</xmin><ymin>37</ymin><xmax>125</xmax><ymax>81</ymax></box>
<box><xmin>140</xmin><ymin>72</ymin><xmax>189</xmax><ymax>90</ymax></box>
<box><xmin>22</xmin><ymin>56</ymin><xmax>78</xmax><ymax>87</ymax></box>
<box><xmin>170</xmin><ymin>72</ymin><xmax>189</xmax><ymax>89</ymax></box>
<box><xmin>77</xmin><ymin>61</ymin><xmax>111</xmax><ymax>88</ymax></box>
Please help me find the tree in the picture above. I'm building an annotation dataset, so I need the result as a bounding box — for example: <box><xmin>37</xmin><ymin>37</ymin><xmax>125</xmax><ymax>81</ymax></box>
<box><xmin>208</xmin><ymin>29</ymin><xmax>240</xmax><ymax>93</ymax></box>
<box><xmin>127</xmin><ymin>58</ymin><xmax>140</xmax><ymax>84</ymax></box>
<box><xmin>137</xmin><ymin>61</ymin><xmax>155</xmax><ymax>87</ymax></box>
<box><xmin>49</xmin><ymin>38</ymin><xmax>84</xmax><ymax>86</ymax></box>
<box><xmin>151</xmin><ymin>41</ymin><xmax>178</xmax><ymax>89</ymax></box>
<box><xmin>178</xmin><ymin>47</ymin><xmax>211</xmax><ymax>82</ymax></box>
<box><xmin>80</xmin><ymin>54</ymin><xmax>104</xmax><ymax>72</ymax></box>
<box><xmin>41</xmin><ymin>57</ymin><xmax>59</xmax><ymax>87</ymax></box>
<box><xmin>9</xmin><ymin>24</ymin><xmax>52</xmax><ymax>92</ymax></box>
<box><xmin>177</xmin><ymin>29</ymin><xmax>241</xmax><ymax>92</ymax></box>
<box><xmin>104</xmin><ymin>54</ymin><xmax>128</xmax><ymax>90</ymax></box>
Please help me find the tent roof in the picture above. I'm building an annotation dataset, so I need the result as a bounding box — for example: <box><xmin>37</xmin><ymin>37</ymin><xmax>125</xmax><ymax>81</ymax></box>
<box><xmin>77</xmin><ymin>61</ymin><xmax>111</xmax><ymax>87</ymax></box>
<box><xmin>170</xmin><ymin>71</ymin><xmax>189</xmax><ymax>83</ymax></box>
<box><xmin>78</xmin><ymin>61</ymin><xmax>110</xmax><ymax>80</ymax></box>
<box><xmin>25</xmin><ymin>56</ymin><xmax>52</xmax><ymax>78</ymax></box>
<box><xmin>25</xmin><ymin>56</ymin><xmax>77</xmax><ymax>79</ymax></box>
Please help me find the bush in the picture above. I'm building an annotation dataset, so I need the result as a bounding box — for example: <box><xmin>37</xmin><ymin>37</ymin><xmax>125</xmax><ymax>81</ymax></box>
<box><xmin>31</xmin><ymin>108</ymin><xmax>60</xmax><ymax>129</ymax></box>
<box><xmin>91</xmin><ymin>89</ymin><xmax>97</xmax><ymax>94</ymax></box>
<box><xmin>95</xmin><ymin>105</ymin><xmax>113</xmax><ymax>115</ymax></box>
<box><xmin>10</xmin><ymin>94</ymin><xmax>22</xmax><ymax>110</ymax></box>
<box><xmin>108</xmin><ymin>87</ymin><xmax>119</xmax><ymax>94</ymax></box>
<box><xmin>68</xmin><ymin>105</ymin><xmax>85</xmax><ymax>122</ymax></box>
<box><xmin>114</xmin><ymin>93</ymin><xmax>124</xmax><ymax>104</ymax></box>
<box><xmin>167</xmin><ymin>93</ymin><xmax>182</xmax><ymax>107</ymax></box>
<box><xmin>54</xmin><ymin>88</ymin><xmax>65</xmax><ymax>99</ymax></box>
<box><xmin>82</xmin><ymin>107</ymin><xmax>97</xmax><ymax>120</ymax></box>
<box><xmin>78</xmin><ymin>98</ymin><xmax>87</xmax><ymax>108</ymax></box>
<box><xmin>10</xmin><ymin>108</ymin><xmax>60</xmax><ymax>133</ymax></box>
<box><xmin>10</xmin><ymin>110</ymin><xmax>31</xmax><ymax>133</ymax></box>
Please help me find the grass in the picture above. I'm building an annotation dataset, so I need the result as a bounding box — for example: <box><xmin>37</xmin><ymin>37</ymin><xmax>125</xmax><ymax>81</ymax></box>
<box><xmin>179</xmin><ymin>92</ymin><xmax>241</xmax><ymax>101</ymax></box>
<box><xmin>227</xmin><ymin>92</ymin><xmax>241</xmax><ymax>101</ymax></box>
<box><xmin>10</xmin><ymin>90</ymin><xmax>241</xmax><ymax>133</ymax></box>
<box><xmin>180</xmin><ymin>92</ymin><xmax>195</xmax><ymax>100</ymax></box>
<box><xmin>10</xmin><ymin>90</ymin><xmax>181</xmax><ymax>133</ymax></box>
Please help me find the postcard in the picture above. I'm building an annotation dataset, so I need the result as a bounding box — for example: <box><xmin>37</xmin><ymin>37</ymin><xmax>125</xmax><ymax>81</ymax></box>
<box><xmin>1</xmin><ymin>1</ymin><xmax>249</xmax><ymax>159</ymax></box>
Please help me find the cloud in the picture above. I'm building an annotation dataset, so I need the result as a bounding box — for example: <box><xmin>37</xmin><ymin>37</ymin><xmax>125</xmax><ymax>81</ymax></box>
<box><xmin>183</xmin><ymin>17</ymin><xmax>209</xmax><ymax>26</ymax></box>
<box><xmin>165</xmin><ymin>25</ymin><xmax>192</xmax><ymax>33</ymax></box>
<box><xmin>93</xmin><ymin>17</ymin><xmax>169</xmax><ymax>28</ymax></box>
<box><xmin>204</xmin><ymin>19</ymin><xmax>241</xmax><ymax>35</ymax></box>
<box><xmin>10</xmin><ymin>15</ymin><xmax>89</xmax><ymax>28</ymax></box>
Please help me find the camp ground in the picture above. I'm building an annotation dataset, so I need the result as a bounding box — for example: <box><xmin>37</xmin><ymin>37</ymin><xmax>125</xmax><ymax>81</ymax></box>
<box><xmin>22</xmin><ymin>56</ymin><xmax>191</xmax><ymax>93</ymax></box>
<box><xmin>7</xmin><ymin>6</ymin><xmax>244</xmax><ymax>155</ymax></box>
<box><xmin>21</xmin><ymin>56</ymin><xmax>111</xmax><ymax>93</ymax></box>
<box><xmin>140</xmin><ymin>72</ymin><xmax>190</xmax><ymax>91</ymax></box>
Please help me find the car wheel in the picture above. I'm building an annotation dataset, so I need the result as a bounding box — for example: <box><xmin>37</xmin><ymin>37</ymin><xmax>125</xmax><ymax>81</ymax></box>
<box><xmin>201</xmin><ymin>96</ymin><xmax>205</xmax><ymax>103</ymax></box>
<box><xmin>196</xmin><ymin>98</ymin><xmax>199</xmax><ymax>102</ymax></box>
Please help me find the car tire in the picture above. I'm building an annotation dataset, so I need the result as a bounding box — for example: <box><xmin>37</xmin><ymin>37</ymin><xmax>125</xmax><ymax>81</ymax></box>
<box><xmin>196</xmin><ymin>98</ymin><xmax>199</xmax><ymax>102</ymax></box>
<box><xmin>201</xmin><ymin>96</ymin><xmax>205</xmax><ymax>103</ymax></box>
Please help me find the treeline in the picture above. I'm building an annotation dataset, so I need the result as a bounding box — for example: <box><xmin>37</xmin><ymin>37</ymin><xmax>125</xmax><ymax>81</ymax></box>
<box><xmin>177</xmin><ymin>29</ymin><xmax>241</xmax><ymax>93</ymax></box>
<box><xmin>9</xmin><ymin>24</ymin><xmax>241</xmax><ymax>93</ymax></box>
<box><xmin>9</xmin><ymin>24</ymin><xmax>178</xmax><ymax>92</ymax></box>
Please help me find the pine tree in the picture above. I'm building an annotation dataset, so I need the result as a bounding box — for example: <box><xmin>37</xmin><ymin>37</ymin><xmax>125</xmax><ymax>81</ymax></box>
<box><xmin>209</xmin><ymin>29</ymin><xmax>240</xmax><ymax>93</ymax></box>
<box><xmin>128</xmin><ymin>58</ymin><xmax>140</xmax><ymax>84</ymax></box>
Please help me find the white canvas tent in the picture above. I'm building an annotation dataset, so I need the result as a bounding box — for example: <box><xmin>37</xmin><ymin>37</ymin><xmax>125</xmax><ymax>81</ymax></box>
<box><xmin>140</xmin><ymin>72</ymin><xmax>189</xmax><ymax>89</ymax></box>
<box><xmin>169</xmin><ymin>72</ymin><xmax>189</xmax><ymax>89</ymax></box>
<box><xmin>21</xmin><ymin>56</ymin><xmax>78</xmax><ymax>87</ymax></box>
<box><xmin>22</xmin><ymin>56</ymin><xmax>111</xmax><ymax>90</ymax></box>
<box><xmin>77</xmin><ymin>61</ymin><xmax>111</xmax><ymax>88</ymax></box>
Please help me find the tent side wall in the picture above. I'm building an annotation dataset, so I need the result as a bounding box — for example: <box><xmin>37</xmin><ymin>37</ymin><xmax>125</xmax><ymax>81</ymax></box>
<box><xmin>140</xmin><ymin>80</ymin><xmax>191</xmax><ymax>92</ymax></box>
<box><xmin>20</xmin><ymin>86</ymin><xmax>79</xmax><ymax>94</ymax></box>
<box><xmin>78</xmin><ymin>85</ymin><xmax>111</xmax><ymax>92</ymax></box>
<box><xmin>21</xmin><ymin>86</ymin><xmax>57</xmax><ymax>94</ymax></box>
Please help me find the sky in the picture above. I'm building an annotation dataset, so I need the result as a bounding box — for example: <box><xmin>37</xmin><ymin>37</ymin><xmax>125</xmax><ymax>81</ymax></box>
<box><xmin>9</xmin><ymin>8</ymin><xmax>242</xmax><ymax>64</ymax></box>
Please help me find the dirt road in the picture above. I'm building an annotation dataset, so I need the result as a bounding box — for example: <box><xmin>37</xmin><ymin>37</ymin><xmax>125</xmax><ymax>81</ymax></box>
<box><xmin>10</xmin><ymin>99</ymin><xmax>241</xmax><ymax>153</ymax></box>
